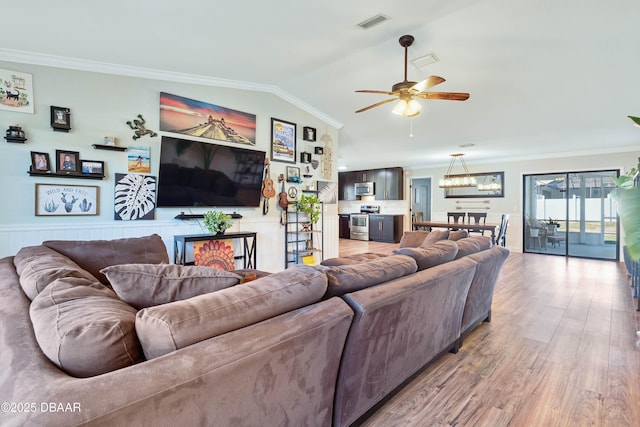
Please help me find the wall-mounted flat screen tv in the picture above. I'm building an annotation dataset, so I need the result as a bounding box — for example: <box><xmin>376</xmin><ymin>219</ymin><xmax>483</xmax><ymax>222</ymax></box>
<box><xmin>157</xmin><ymin>136</ymin><xmax>266</xmax><ymax>208</ymax></box>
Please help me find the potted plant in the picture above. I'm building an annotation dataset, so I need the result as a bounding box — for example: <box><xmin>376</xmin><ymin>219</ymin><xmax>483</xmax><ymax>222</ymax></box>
<box><xmin>611</xmin><ymin>156</ymin><xmax>640</xmax><ymax>262</ymax></box>
<box><xmin>296</xmin><ymin>194</ymin><xmax>321</xmax><ymax>227</ymax></box>
<box><xmin>203</xmin><ymin>210</ymin><xmax>233</xmax><ymax>235</ymax></box>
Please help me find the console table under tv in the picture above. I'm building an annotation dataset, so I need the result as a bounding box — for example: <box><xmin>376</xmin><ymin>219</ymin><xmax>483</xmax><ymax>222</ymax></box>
<box><xmin>173</xmin><ymin>232</ymin><xmax>257</xmax><ymax>269</ymax></box>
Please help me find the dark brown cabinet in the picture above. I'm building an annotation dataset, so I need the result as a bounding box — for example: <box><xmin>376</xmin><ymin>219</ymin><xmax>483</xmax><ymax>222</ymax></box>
<box><xmin>339</xmin><ymin>214</ymin><xmax>351</xmax><ymax>239</ymax></box>
<box><xmin>374</xmin><ymin>167</ymin><xmax>403</xmax><ymax>200</ymax></box>
<box><xmin>338</xmin><ymin>167</ymin><xmax>403</xmax><ymax>201</ymax></box>
<box><xmin>368</xmin><ymin>214</ymin><xmax>404</xmax><ymax>243</ymax></box>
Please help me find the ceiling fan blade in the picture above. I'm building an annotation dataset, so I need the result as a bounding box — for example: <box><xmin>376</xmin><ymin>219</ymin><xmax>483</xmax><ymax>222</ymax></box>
<box><xmin>355</xmin><ymin>97</ymin><xmax>398</xmax><ymax>113</ymax></box>
<box><xmin>355</xmin><ymin>89</ymin><xmax>396</xmax><ymax>95</ymax></box>
<box><xmin>415</xmin><ymin>92</ymin><xmax>470</xmax><ymax>101</ymax></box>
<box><xmin>410</xmin><ymin>76</ymin><xmax>446</xmax><ymax>93</ymax></box>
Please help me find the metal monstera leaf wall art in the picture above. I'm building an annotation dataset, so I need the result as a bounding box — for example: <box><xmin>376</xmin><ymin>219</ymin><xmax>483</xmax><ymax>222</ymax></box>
<box><xmin>114</xmin><ymin>173</ymin><xmax>157</xmax><ymax>220</ymax></box>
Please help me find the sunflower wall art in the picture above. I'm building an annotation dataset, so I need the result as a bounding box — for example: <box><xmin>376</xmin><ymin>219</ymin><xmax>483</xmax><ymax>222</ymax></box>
<box><xmin>193</xmin><ymin>240</ymin><xmax>235</xmax><ymax>271</ymax></box>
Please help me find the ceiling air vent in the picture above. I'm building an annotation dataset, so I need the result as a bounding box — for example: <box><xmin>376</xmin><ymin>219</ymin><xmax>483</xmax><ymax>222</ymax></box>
<box><xmin>411</xmin><ymin>53</ymin><xmax>439</xmax><ymax>70</ymax></box>
<box><xmin>357</xmin><ymin>14</ymin><xmax>390</xmax><ymax>30</ymax></box>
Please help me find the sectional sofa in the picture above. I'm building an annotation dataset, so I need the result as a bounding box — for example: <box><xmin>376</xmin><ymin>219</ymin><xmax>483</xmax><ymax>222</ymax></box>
<box><xmin>0</xmin><ymin>231</ymin><xmax>508</xmax><ymax>426</ymax></box>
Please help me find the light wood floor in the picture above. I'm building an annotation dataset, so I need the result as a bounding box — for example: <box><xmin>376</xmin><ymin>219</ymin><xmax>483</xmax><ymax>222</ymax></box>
<box><xmin>338</xmin><ymin>239</ymin><xmax>640</xmax><ymax>427</ymax></box>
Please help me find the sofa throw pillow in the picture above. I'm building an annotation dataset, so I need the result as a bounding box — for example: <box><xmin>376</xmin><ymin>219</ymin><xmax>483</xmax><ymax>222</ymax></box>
<box><xmin>30</xmin><ymin>277</ymin><xmax>143</xmax><ymax>378</ymax></box>
<box><xmin>43</xmin><ymin>234</ymin><xmax>169</xmax><ymax>286</ymax></box>
<box><xmin>101</xmin><ymin>264</ymin><xmax>242</xmax><ymax>309</ymax></box>
<box><xmin>315</xmin><ymin>254</ymin><xmax>418</xmax><ymax>298</ymax></box>
<box><xmin>14</xmin><ymin>245</ymin><xmax>98</xmax><ymax>300</ymax></box>
<box><xmin>455</xmin><ymin>236</ymin><xmax>493</xmax><ymax>259</ymax></box>
<box><xmin>420</xmin><ymin>229</ymin><xmax>450</xmax><ymax>246</ymax></box>
<box><xmin>398</xmin><ymin>231</ymin><xmax>431</xmax><ymax>248</ymax></box>
<box><xmin>135</xmin><ymin>266</ymin><xmax>327</xmax><ymax>359</ymax></box>
<box><xmin>393</xmin><ymin>240</ymin><xmax>459</xmax><ymax>271</ymax></box>
<box><xmin>448</xmin><ymin>230</ymin><xmax>469</xmax><ymax>241</ymax></box>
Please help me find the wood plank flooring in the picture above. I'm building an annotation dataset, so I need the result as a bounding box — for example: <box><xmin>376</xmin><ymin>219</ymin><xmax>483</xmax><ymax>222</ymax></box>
<box><xmin>338</xmin><ymin>239</ymin><xmax>640</xmax><ymax>427</ymax></box>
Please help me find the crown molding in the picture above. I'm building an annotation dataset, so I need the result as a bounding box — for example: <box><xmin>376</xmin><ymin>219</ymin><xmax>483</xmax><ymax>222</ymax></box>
<box><xmin>0</xmin><ymin>48</ymin><xmax>343</xmax><ymax>129</ymax></box>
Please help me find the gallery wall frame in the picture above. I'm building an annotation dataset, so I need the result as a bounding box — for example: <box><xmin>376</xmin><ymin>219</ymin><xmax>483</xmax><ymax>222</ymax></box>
<box><xmin>81</xmin><ymin>160</ymin><xmax>105</xmax><ymax>176</ymax></box>
<box><xmin>271</xmin><ymin>118</ymin><xmax>296</xmax><ymax>164</ymax></box>
<box><xmin>31</xmin><ymin>151</ymin><xmax>51</xmax><ymax>173</ymax></box>
<box><xmin>55</xmin><ymin>150</ymin><xmax>80</xmax><ymax>173</ymax></box>
<box><xmin>0</xmin><ymin>68</ymin><xmax>34</xmax><ymax>114</ymax></box>
<box><xmin>51</xmin><ymin>106</ymin><xmax>71</xmax><ymax>132</ymax></box>
<box><xmin>35</xmin><ymin>183</ymin><xmax>99</xmax><ymax>216</ymax></box>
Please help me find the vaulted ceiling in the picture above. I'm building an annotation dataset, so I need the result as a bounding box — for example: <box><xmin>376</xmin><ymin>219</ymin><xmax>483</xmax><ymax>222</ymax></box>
<box><xmin>3</xmin><ymin>0</ymin><xmax>640</xmax><ymax>171</ymax></box>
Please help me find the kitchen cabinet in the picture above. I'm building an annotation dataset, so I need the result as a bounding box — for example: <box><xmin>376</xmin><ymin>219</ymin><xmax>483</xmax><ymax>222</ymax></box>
<box><xmin>369</xmin><ymin>214</ymin><xmax>404</xmax><ymax>243</ymax></box>
<box><xmin>338</xmin><ymin>172</ymin><xmax>356</xmax><ymax>201</ymax></box>
<box><xmin>374</xmin><ymin>167</ymin><xmax>403</xmax><ymax>200</ymax></box>
<box><xmin>339</xmin><ymin>167</ymin><xmax>403</xmax><ymax>201</ymax></box>
<box><xmin>338</xmin><ymin>214</ymin><xmax>351</xmax><ymax>239</ymax></box>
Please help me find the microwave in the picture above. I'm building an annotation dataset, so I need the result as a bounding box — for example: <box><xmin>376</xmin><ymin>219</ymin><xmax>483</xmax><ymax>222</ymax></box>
<box><xmin>354</xmin><ymin>182</ymin><xmax>375</xmax><ymax>196</ymax></box>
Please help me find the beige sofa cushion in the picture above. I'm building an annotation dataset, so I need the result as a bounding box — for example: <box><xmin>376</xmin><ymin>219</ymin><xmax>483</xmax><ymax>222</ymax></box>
<box><xmin>320</xmin><ymin>252</ymin><xmax>388</xmax><ymax>266</ymax></box>
<box><xmin>420</xmin><ymin>229</ymin><xmax>450</xmax><ymax>246</ymax></box>
<box><xmin>398</xmin><ymin>231</ymin><xmax>430</xmax><ymax>248</ymax></box>
<box><xmin>455</xmin><ymin>236</ymin><xmax>493</xmax><ymax>258</ymax></box>
<box><xmin>392</xmin><ymin>240</ymin><xmax>459</xmax><ymax>271</ymax></box>
<box><xmin>43</xmin><ymin>234</ymin><xmax>169</xmax><ymax>286</ymax></box>
<box><xmin>448</xmin><ymin>230</ymin><xmax>469</xmax><ymax>241</ymax></box>
<box><xmin>14</xmin><ymin>245</ymin><xmax>98</xmax><ymax>300</ymax></box>
<box><xmin>316</xmin><ymin>255</ymin><xmax>417</xmax><ymax>298</ymax></box>
<box><xmin>101</xmin><ymin>264</ymin><xmax>242</xmax><ymax>309</ymax></box>
<box><xmin>30</xmin><ymin>277</ymin><xmax>143</xmax><ymax>378</ymax></box>
<box><xmin>135</xmin><ymin>266</ymin><xmax>327</xmax><ymax>359</ymax></box>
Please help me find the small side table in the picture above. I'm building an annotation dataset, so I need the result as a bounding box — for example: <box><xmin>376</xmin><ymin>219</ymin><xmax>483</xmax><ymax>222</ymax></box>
<box><xmin>173</xmin><ymin>232</ymin><xmax>257</xmax><ymax>269</ymax></box>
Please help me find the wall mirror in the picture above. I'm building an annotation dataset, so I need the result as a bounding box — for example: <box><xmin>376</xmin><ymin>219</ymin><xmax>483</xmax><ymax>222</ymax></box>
<box><xmin>444</xmin><ymin>171</ymin><xmax>504</xmax><ymax>198</ymax></box>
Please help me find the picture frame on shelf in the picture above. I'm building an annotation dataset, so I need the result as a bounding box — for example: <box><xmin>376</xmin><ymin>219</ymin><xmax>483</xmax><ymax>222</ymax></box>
<box><xmin>81</xmin><ymin>160</ymin><xmax>104</xmax><ymax>176</ymax></box>
<box><xmin>35</xmin><ymin>183</ymin><xmax>99</xmax><ymax>216</ymax></box>
<box><xmin>286</xmin><ymin>166</ymin><xmax>301</xmax><ymax>182</ymax></box>
<box><xmin>30</xmin><ymin>151</ymin><xmax>51</xmax><ymax>173</ymax></box>
<box><xmin>303</xmin><ymin>126</ymin><xmax>316</xmax><ymax>142</ymax></box>
<box><xmin>270</xmin><ymin>118</ymin><xmax>296</xmax><ymax>163</ymax></box>
<box><xmin>55</xmin><ymin>149</ymin><xmax>80</xmax><ymax>173</ymax></box>
<box><xmin>50</xmin><ymin>106</ymin><xmax>71</xmax><ymax>132</ymax></box>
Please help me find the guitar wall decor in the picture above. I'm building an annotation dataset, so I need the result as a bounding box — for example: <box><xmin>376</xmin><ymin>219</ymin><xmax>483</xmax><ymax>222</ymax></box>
<box><xmin>262</xmin><ymin>158</ymin><xmax>275</xmax><ymax>215</ymax></box>
<box><xmin>278</xmin><ymin>174</ymin><xmax>288</xmax><ymax>224</ymax></box>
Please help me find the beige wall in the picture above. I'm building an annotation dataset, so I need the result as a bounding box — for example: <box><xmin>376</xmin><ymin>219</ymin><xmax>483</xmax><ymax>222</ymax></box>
<box><xmin>405</xmin><ymin>151</ymin><xmax>637</xmax><ymax>254</ymax></box>
<box><xmin>0</xmin><ymin>61</ymin><xmax>340</xmax><ymax>271</ymax></box>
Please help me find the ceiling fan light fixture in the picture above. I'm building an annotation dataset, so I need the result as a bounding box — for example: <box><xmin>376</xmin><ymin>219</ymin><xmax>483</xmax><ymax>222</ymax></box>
<box><xmin>392</xmin><ymin>98</ymin><xmax>421</xmax><ymax>117</ymax></box>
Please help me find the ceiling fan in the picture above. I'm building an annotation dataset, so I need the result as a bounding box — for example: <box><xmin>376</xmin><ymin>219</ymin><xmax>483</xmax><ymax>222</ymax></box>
<box><xmin>355</xmin><ymin>35</ymin><xmax>469</xmax><ymax>117</ymax></box>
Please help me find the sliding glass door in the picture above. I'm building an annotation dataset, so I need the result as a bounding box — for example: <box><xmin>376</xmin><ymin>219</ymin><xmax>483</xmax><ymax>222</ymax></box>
<box><xmin>523</xmin><ymin>170</ymin><xmax>619</xmax><ymax>260</ymax></box>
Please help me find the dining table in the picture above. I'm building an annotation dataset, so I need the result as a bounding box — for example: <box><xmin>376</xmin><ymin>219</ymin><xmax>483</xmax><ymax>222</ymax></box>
<box><xmin>412</xmin><ymin>221</ymin><xmax>501</xmax><ymax>245</ymax></box>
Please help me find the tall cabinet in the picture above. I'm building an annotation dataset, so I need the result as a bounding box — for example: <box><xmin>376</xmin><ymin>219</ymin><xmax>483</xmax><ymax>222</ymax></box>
<box><xmin>284</xmin><ymin>200</ymin><xmax>324</xmax><ymax>268</ymax></box>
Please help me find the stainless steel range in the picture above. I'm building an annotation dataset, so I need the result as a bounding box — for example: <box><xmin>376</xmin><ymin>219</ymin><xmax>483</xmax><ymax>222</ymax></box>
<box><xmin>349</xmin><ymin>205</ymin><xmax>380</xmax><ymax>241</ymax></box>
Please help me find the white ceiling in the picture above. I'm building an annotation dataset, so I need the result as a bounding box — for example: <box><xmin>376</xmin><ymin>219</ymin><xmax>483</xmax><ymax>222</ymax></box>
<box><xmin>3</xmin><ymin>0</ymin><xmax>640</xmax><ymax>171</ymax></box>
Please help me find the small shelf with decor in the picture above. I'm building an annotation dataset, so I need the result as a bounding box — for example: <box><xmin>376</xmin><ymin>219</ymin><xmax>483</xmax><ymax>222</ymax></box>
<box><xmin>284</xmin><ymin>201</ymin><xmax>323</xmax><ymax>269</ymax></box>
<box><xmin>92</xmin><ymin>144</ymin><xmax>127</xmax><ymax>151</ymax></box>
<box><xmin>27</xmin><ymin>170</ymin><xmax>104</xmax><ymax>180</ymax></box>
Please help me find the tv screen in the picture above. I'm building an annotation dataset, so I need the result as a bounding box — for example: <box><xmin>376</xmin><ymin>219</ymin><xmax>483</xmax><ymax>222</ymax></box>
<box><xmin>157</xmin><ymin>136</ymin><xmax>266</xmax><ymax>208</ymax></box>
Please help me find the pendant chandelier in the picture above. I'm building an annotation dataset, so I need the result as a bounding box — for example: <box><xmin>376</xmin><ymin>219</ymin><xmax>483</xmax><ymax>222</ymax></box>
<box><xmin>439</xmin><ymin>153</ymin><xmax>477</xmax><ymax>188</ymax></box>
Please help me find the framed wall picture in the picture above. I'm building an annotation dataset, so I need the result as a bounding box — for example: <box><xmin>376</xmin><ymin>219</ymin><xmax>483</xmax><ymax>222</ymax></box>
<box><xmin>0</xmin><ymin>68</ymin><xmax>34</xmax><ymax>114</ymax></box>
<box><xmin>55</xmin><ymin>150</ymin><xmax>80</xmax><ymax>173</ymax></box>
<box><xmin>35</xmin><ymin>184</ymin><xmax>99</xmax><ymax>216</ymax></box>
<box><xmin>271</xmin><ymin>118</ymin><xmax>296</xmax><ymax>163</ymax></box>
<box><xmin>286</xmin><ymin>166</ymin><xmax>301</xmax><ymax>182</ymax></box>
<box><xmin>81</xmin><ymin>160</ymin><xmax>105</xmax><ymax>176</ymax></box>
<box><xmin>50</xmin><ymin>106</ymin><xmax>71</xmax><ymax>132</ymax></box>
<box><xmin>303</xmin><ymin>126</ymin><xmax>316</xmax><ymax>142</ymax></box>
<box><xmin>30</xmin><ymin>151</ymin><xmax>51</xmax><ymax>173</ymax></box>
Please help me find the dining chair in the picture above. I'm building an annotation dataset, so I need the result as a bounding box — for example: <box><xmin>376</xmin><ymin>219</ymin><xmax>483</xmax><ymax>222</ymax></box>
<box><xmin>467</xmin><ymin>212</ymin><xmax>488</xmax><ymax>235</ymax></box>
<box><xmin>447</xmin><ymin>212</ymin><xmax>466</xmax><ymax>230</ymax></box>
<box><xmin>496</xmin><ymin>214</ymin><xmax>509</xmax><ymax>246</ymax></box>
